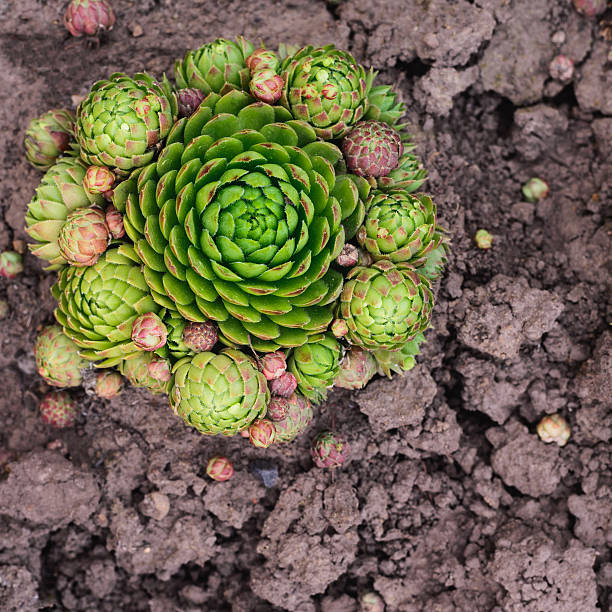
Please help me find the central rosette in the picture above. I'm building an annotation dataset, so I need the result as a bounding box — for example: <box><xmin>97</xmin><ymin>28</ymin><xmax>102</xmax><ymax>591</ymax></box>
<box><xmin>114</xmin><ymin>91</ymin><xmax>346</xmax><ymax>351</ymax></box>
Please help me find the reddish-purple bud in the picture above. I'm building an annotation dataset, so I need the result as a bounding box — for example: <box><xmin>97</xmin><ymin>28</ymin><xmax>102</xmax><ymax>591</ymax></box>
<box><xmin>250</xmin><ymin>69</ymin><xmax>284</xmax><ymax>104</ymax></box>
<box><xmin>84</xmin><ymin>165</ymin><xmax>115</xmax><ymax>194</ymax></box>
<box><xmin>261</xmin><ymin>351</ymin><xmax>287</xmax><ymax>381</ymax></box>
<box><xmin>248</xmin><ymin>419</ymin><xmax>276</xmax><ymax>448</ymax></box>
<box><xmin>269</xmin><ymin>371</ymin><xmax>297</xmax><ymax>397</ymax></box>
<box><xmin>177</xmin><ymin>88</ymin><xmax>206</xmax><ymax>118</ymax></box>
<box><xmin>95</xmin><ymin>370</ymin><xmax>123</xmax><ymax>399</ymax></box>
<box><xmin>64</xmin><ymin>0</ymin><xmax>116</xmax><ymax>38</ymax></box>
<box><xmin>331</xmin><ymin>319</ymin><xmax>349</xmax><ymax>338</ymax></box>
<box><xmin>246</xmin><ymin>49</ymin><xmax>280</xmax><ymax>72</ymax></box>
<box><xmin>335</xmin><ymin>243</ymin><xmax>360</xmax><ymax>267</ymax></box>
<box><xmin>206</xmin><ymin>456</ymin><xmax>234</xmax><ymax>481</ymax></box>
<box><xmin>572</xmin><ymin>0</ymin><xmax>607</xmax><ymax>17</ymax></box>
<box><xmin>0</xmin><ymin>251</ymin><xmax>23</xmax><ymax>279</ymax></box>
<box><xmin>40</xmin><ymin>391</ymin><xmax>78</xmax><ymax>429</ymax></box>
<box><xmin>267</xmin><ymin>396</ymin><xmax>289</xmax><ymax>422</ymax></box>
<box><xmin>147</xmin><ymin>357</ymin><xmax>172</xmax><ymax>383</ymax></box>
<box><xmin>105</xmin><ymin>205</ymin><xmax>125</xmax><ymax>239</ymax></box>
<box><xmin>131</xmin><ymin>312</ymin><xmax>167</xmax><ymax>351</ymax></box>
<box><xmin>182</xmin><ymin>321</ymin><xmax>218</xmax><ymax>352</ymax></box>
<box><xmin>311</xmin><ymin>430</ymin><xmax>349</xmax><ymax>469</ymax></box>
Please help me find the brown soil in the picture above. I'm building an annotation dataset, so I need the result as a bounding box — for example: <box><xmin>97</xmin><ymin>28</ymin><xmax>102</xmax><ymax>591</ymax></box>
<box><xmin>1</xmin><ymin>0</ymin><xmax>611</xmax><ymax>610</ymax></box>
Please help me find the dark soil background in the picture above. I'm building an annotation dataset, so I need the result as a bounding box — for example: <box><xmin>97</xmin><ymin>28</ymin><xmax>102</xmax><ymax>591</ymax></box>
<box><xmin>1</xmin><ymin>0</ymin><xmax>611</xmax><ymax>610</ymax></box>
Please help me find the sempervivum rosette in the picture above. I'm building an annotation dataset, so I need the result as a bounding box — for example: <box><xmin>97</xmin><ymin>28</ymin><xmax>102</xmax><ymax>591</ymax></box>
<box><xmin>338</xmin><ymin>260</ymin><xmax>433</xmax><ymax>351</ymax></box>
<box><xmin>25</xmin><ymin>157</ymin><xmax>104</xmax><ymax>269</ymax></box>
<box><xmin>52</xmin><ymin>247</ymin><xmax>162</xmax><ymax>366</ymax></box>
<box><xmin>274</xmin><ymin>393</ymin><xmax>313</xmax><ymax>443</ymax></box>
<box><xmin>76</xmin><ymin>73</ymin><xmax>176</xmax><ymax>172</ymax></box>
<box><xmin>24</xmin><ymin>109</ymin><xmax>77</xmax><ymax>171</ymax></box>
<box><xmin>279</xmin><ymin>45</ymin><xmax>373</xmax><ymax>139</ymax></box>
<box><xmin>113</xmin><ymin>91</ymin><xmax>346</xmax><ymax>351</ymax></box>
<box><xmin>170</xmin><ymin>349</ymin><xmax>268</xmax><ymax>435</ymax></box>
<box><xmin>175</xmin><ymin>37</ymin><xmax>255</xmax><ymax>95</ymax></box>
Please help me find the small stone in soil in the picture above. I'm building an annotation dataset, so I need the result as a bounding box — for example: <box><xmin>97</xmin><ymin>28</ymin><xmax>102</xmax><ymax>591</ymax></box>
<box><xmin>251</xmin><ymin>460</ymin><xmax>278</xmax><ymax>488</ymax></box>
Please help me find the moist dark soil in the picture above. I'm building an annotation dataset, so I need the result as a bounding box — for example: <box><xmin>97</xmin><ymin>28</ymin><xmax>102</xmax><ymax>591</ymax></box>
<box><xmin>1</xmin><ymin>1</ymin><xmax>611</xmax><ymax>610</ymax></box>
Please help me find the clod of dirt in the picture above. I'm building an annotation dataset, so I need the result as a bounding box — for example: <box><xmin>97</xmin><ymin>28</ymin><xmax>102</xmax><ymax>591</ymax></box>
<box><xmin>0</xmin><ymin>565</ymin><xmax>39</xmax><ymax>612</ymax></box>
<box><xmin>0</xmin><ymin>450</ymin><xmax>100</xmax><ymax>528</ymax></box>
<box><xmin>457</xmin><ymin>275</ymin><xmax>564</xmax><ymax>361</ymax></box>
<box><xmin>576</xmin><ymin>41</ymin><xmax>612</xmax><ymax>115</ymax></box>
<box><xmin>414</xmin><ymin>66</ymin><xmax>479</xmax><ymax>116</ymax></box>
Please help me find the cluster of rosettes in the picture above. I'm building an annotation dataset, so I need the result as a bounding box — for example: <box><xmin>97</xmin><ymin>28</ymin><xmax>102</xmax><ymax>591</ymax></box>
<box><xmin>25</xmin><ymin>37</ymin><xmax>447</xmax><ymax>455</ymax></box>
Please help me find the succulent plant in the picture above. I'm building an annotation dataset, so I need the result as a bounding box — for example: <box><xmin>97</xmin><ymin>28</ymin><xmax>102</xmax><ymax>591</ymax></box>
<box><xmin>53</xmin><ymin>247</ymin><xmax>162</xmax><ymax>366</ymax></box>
<box><xmin>157</xmin><ymin>311</ymin><xmax>191</xmax><ymax>360</ymax></box>
<box><xmin>370</xmin><ymin>140</ymin><xmax>427</xmax><ymax>194</ymax></box>
<box><xmin>572</xmin><ymin>0</ymin><xmax>607</xmax><ymax>17</ymax></box>
<box><xmin>64</xmin><ymin>0</ymin><xmax>115</xmax><ymax>38</ymax></box>
<box><xmin>40</xmin><ymin>391</ymin><xmax>78</xmax><ymax>428</ymax></box>
<box><xmin>105</xmin><ymin>205</ymin><xmax>125</xmax><ymax>239</ymax></box>
<box><xmin>331</xmin><ymin>318</ymin><xmax>348</xmax><ymax>338</ymax></box>
<box><xmin>373</xmin><ymin>332</ymin><xmax>425</xmax><ymax>377</ymax></box>
<box><xmin>279</xmin><ymin>45</ymin><xmax>372</xmax><ymax>139</ymax></box>
<box><xmin>76</xmin><ymin>73</ymin><xmax>176</xmax><ymax>172</ymax></box>
<box><xmin>338</xmin><ymin>260</ymin><xmax>433</xmax><ymax>351</ymax></box>
<box><xmin>274</xmin><ymin>393</ymin><xmax>313</xmax><ymax>442</ymax></box>
<box><xmin>176</xmin><ymin>88</ymin><xmax>206</xmax><ymax>118</ymax></box>
<box><xmin>248</xmin><ymin>418</ymin><xmax>276</xmax><ymax>448</ymax></box>
<box><xmin>267</xmin><ymin>396</ymin><xmax>289</xmax><ymax>421</ymax></box>
<box><xmin>0</xmin><ymin>252</ymin><xmax>23</xmax><ymax>279</ymax></box>
<box><xmin>288</xmin><ymin>333</ymin><xmax>341</xmax><ymax>403</ymax></box>
<box><xmin>170</xmin><ymin>349</ymin><xmax>268</xmax><ymax>436</ymax></box>
<box><xmin>249</xmin><ymin>69</ymin><xmax>284</xmax><ymax>104</ymax></box>
<box><xmin>342</xmin><ymin>120</ymin><xmax>403</xmax><ymax>178</ymax></box>
<box><xmin>83</xmin><ymin>165</ymin><xmax>115</xmax><ymax>194</ymax></box>
<box><xmin>24</xmin><ymin>109</ymin><xmax>76</xmax><ymax>171</ymax></box>
<box><xmin>34</xmin><ymin>324</ymin><xmax>88</xmax><ymax>388</ymax></box>
<box><xmin>25</xmin><ymin>157</ymin><xmax>104</xmax><ymax>269</ymax></box>
<box><xmin>549</xmin><ymin>55</ymin><xmax>574</xmax><ymax>82</ymax></box>
<box><xmin>57</xmin><ymin>207</ymin><xmax>110</xmax><ymax>267</ymax></box>
<box><xmin>182</xmin><ymin>321</ymin><xmax>218</xmax><ymax>352</ymax></box>
<box><xmin>94</xmin><ymin>369</ymin><xmax>123</xmax><ymax>398</ymax></box>
<box><xmin>269</xmin><ymin>371</ymin><xmax>298</xmax><ymax>397</ymax></box>
<box><xmin>261</xmin><ymin>351</ymin><xmax>287</xmax><ymax>381</ymax></box>
<box><xmin>522</xmin><ymin>178</ymin><xmax>549</xmax><ymax>202</ymax></box>
<box><xmin>246</xmin><ymin>49</ymin><xmax>280</xmax><ymax>72</ymax></box>
<box><xmin>119</xmin><ymin>351</ymin><xmax>170</xmax><ymax>394</ymax></box>
<box><xmin>206</xmin><ymin>456</ymin><xmax>234</xmax><ymax>481</ymax></box>
<box><xmin>147</xmin><ymin>356</ymin><xmax>172</xmax><ymax>382</ymax></box>
<box><xmin>335</xmin><ymin>346</ymin><xmax>377</xmax><ymax>390</ymax></box>
<box><xmin>175</xmin><ymin>37</ymin><xmax>255</xmax><ymax>95</ymax></box>
<box><xmin>112</xmin><ymin>91</ymin><xmax>345</xmax><ymax>351</ymax></box>
<box><xmin>131</xmin><ymin>312</ymin><xmax>168</xmax><ymax>351</ymax></box>
<box><xmin>474</xmin><ymin>229</ymin><xmax>493</xmax><ymax>249</ymax></box>
<box><xmin>536</xmin><ymin>414</ymin><xmax>571</xmax><ymax>447</ymax></box>
<box><xmin>311</xmin><ymin>430</ymin><xmax>349</xmax><ymax>468</ymax></box>
<box><xmin>357</xmin><ymin>191</ymin><xmax>442</xmax><ymax>271</ymax></box>
<box><xmin>364</xmin><ymin>84</ymin><xmax>406</xmax><ymax>126</ymax></box>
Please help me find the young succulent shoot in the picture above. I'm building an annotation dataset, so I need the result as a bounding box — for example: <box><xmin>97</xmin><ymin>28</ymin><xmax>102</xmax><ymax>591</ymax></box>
<box><xmin>249</xmin><ymin>69</ymin><xmax>284</xmax><ymax>104</ymax></box>
<box><xmin>0</xmin><ymin>251</ymin><xmax>24</xmax><ymax>279</ymax></box>
<box><xmin>331</xmin><ymin>319</ymin><xmax>349</xmax><ymax>338</ymax></box>
<box><xmin>269</xmin><ymin>372</ymin><xmax>298</xmax><ymax>397</ymax></box>
<box><xmin>176</xmin><ymin>88</ymin><xmax>206</xmax><ymax>118</ymax></box>
<box><xmin>147</xmin><ymin>357</ymin><xmax>172</xmax><ymax>383</ymax></box>
<box><xmin>64</xmin><ymin>0</ymin><xmax>116</xmax><ymax>38</ymax></box>
<box><xmin>311</xmin><ymin>430</ymin><xmax>349</xmax><ymax>469</ymax></box>
<box><xmin>34</xmin><ymin>325</ymin><xmax>88</xmax><ymax>388</ymax></box>
<box><xmin>83</xmin><ymin>165</ymin><xmax>115</xmax><ymax>195</ymax></box>
<box><xmin>360</xmin><ymin>592</ymin><xmax>385</xmax><ymax>612</ymax></box>
<box><xmin>105</xmin><ymin>205</ymin><xmax>125</xmax><ymax>238</ymax></box>
<box><xmin>342</xmin><ymin>120</ymin><xmax>403</xmax><ymax>177</ymax></box>
<box><xmin>24</xmin><ymin>109</ymin><xmax>75</xmax><ymax>171</ymax></box>
<box><xmin>536</xmin><ymin>414</ymin><xmax>571</xmax><ymax>447</ymax></box>
<box><xmin>131</xmin><ymin>312</ymin><xmax>168</xmax><ymax>351</ymax></box>
<box><xmin>572</xmin><ymin>0</ymin><xmax>607</xmax><ymax>17</ymax></box>
<box><xmin>261</xmin><ymin>351</ymin><xmax>287</xmax><ymax>381</ymax></box>
<box><xmin>522</xmin><ymin>178</ymin><xmax>549</xmax><ymax>202</ymax></box>
<box><xmin>206</xmin><ymin>456</ymin><xmax>234</xmax><ymax>481</ymax></box>
<box><xmin>267</xmin><ymin>396</ymin><xmax>289</xmax><ymax>422</ymax></box>
<box><xmin>335</xmin><ymin>347</ymin><xmax>377</xmax><ymax>390</ymax></box>
<box><xmin>58</xmin><ymin>207</ymin><xmax>110</xmax><ymax>266</ymax></box>
<box><xmin>336</xmin><ymin>244</ymin><xmax>360</xmax><ymax>267</ymax></box>
<box><xmin>274</xmin><ymin>394</ymin><xmax>313</xmax><ymax>443</ymax></box>
<box><xmin>248</xmin><ymin>419</ymin><xmax>277</xmax><ymax>448</ymax></box>
<box><xmin>94</xmin><ymin>370</ymin><xmax>124</xmax><ymax>399</ymax></box>
<box><xmin>246</xmin><ymin>48</ymin><xmax>280</xmax><ymax>72</ymax></box>
<box><xmin>40</xmin><ymin>391</ymin><xmax>78</xmax><ymax>429</ymax></box>
<box><xmin>182</xmin><ymin>321</ymin><xmax>219</xmax><ymax>352</ymax></box>
<box><xmin>474</xmin><ymin>229</ymin><xmax>493</xmax><ymax>249</ymax></box>
<box><xmin>549</xmin><ymin>55</ymin><xmax>574</xmax><ymax>82</ymax></box>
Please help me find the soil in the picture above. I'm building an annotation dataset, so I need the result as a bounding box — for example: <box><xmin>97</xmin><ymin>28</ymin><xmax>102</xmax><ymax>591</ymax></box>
<box><xmin>0</xmin><ymin>0</ymin><xmax>611</xmax><ymax>610</ymax></box>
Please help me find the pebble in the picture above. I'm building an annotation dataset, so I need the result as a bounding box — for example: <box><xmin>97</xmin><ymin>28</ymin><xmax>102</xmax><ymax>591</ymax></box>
<box><xmin>251</xmin><ymin>460</ymin><xmax>278</xmax><ymax>488</ymax></box>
